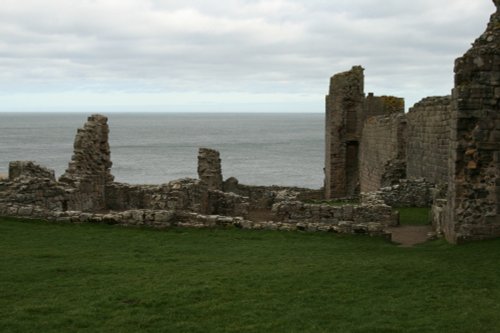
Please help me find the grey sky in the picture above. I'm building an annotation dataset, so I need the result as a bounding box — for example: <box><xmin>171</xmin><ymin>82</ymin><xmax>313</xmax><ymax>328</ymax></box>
<box><xmin>0</xmin><ymin>0</ymin><xmax>494</xmax><ymax>112</ymax></box>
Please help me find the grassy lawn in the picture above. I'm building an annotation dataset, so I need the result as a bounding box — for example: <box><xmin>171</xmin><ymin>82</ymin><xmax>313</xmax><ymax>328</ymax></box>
<box><xmin>397</xmin><ymin>208</ymin><xmax>431</xmax><ymax>226</ymax></box>
<box><xmin>1</xmin><ymin>218</ymin><xmax>500</xmax><ymax>332</ymax></box>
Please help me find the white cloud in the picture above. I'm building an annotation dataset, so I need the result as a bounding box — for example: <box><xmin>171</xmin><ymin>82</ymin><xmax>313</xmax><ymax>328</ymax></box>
<box><xmin>0</xmin><ymin>0</ymin><xmax>495</xmax><ymax>112</ymax></box>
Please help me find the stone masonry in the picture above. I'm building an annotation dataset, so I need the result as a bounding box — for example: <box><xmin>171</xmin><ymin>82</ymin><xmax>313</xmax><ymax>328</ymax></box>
<box><xmin>0</xmin><ymin>162</ymin><xmax>67</xmax><ymax>211</ymax></box>
<box><xmin>59</xmin><ymin>114</ymin><xmax>114</xmax><ymax>212</ymax></box>
<box><xmin>406</xmin><ymin>96</ymin><xmax>451</xmax><ymax>183</ymax></box>
<box><xmin>0</xmin><ymin>200</ymin><xmax>393</xmax><ymax>238</ymax></box>
<box><xmin>9</xmin><ymin>161</ymin><xmax>55</xmax><ymax>181</ymax></box>
<box><xmin>325</xmin><ymin>66</ymin><xmax>365</xmax><ymax>199</ymax></box>
<box><xmin>331</xmin><ymin>76</ymin><xmax>447</xmax><ymax>200</ymax></box>
<box><xmin>198</xmin><ymin>148</ymin><xmax>223</xmax><ymax>191</ymax></box>
<box><xmin>0</xmin><ymin>113</ymin><xmax>398</xmax><ymax>240</ymax></box>
<box><xmin>325</xmin><ymin>66</ymin><xmax>404</xmax><ymax>199</ymax></box>
<box><xmin>323</xmin><ymin>1</ymin><xmax>500</xmax><ymax>243</ymax></box>
<box><xmin>443</xmin><ymin>0</ymin><xmax>500</xmax><ymax>242</ymax></box>
<box><xmin>359</xmin><ymin>113</ymin><xmax>407</xmax><ymax>193</ymax></box>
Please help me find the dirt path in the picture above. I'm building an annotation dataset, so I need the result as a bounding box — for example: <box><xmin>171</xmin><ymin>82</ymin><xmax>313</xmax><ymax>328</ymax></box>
<box><xmin>386</xmin><ymin>225</ymin><xmax>433</xmax><ymax>247</ymax></box>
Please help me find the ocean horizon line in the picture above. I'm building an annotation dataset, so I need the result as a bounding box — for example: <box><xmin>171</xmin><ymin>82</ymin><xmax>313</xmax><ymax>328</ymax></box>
<box><xmin>0</xmin><ymin>110</ymin><xmax>324</xmax><ymax>115</ymax></box>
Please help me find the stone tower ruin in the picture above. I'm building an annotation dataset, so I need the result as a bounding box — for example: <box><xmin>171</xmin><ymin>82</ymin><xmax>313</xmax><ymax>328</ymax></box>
<box><xmin>324</xmin><ymin>67</ymin><xmax>404</xmax><ymax>199</ymax></box>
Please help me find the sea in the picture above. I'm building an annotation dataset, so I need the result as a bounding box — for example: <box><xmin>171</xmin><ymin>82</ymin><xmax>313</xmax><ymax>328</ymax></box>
<box><xmin>0</xmin><ymin>113</ymin><xmax>325</xmax><ymax>189</ymax></box>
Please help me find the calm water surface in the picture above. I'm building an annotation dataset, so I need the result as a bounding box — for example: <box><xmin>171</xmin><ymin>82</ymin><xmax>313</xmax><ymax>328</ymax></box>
<box><xmin>0</xmin><ymin>113</ymin><xmax>324</xmax><ymax>188</ymax></box>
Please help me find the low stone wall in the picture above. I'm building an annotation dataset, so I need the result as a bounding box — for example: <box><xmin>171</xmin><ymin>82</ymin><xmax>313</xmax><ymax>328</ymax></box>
<box><xmin>0</xmin><ymin>175</ymin><xmax>68</xmax><ymax>211</ymax></box>
<box><xmin>271</xmin><ymin>200</ymin><xmax>397</xmax><ymax>234</ymax></box>
<box><xmin>363</xmin><ymin>179</ymin><xmax>433</xmax><ymax>208</ymax></box>
<box><xmin>9</xmin><ymin>161</ymin><xmax>56</xmax><ymax>181</ymax></box>
<box><xmin>0</xmin><ymin>200</ymin><xmax>394</xmax><ymax>238</ymax></box>
<box><xmin>207</xmin><ymin>190</ymin><xmax>249</xmax><ymax>218</ymax></box>
<box><xmin>106</xmin><ymin>179</ymin><xmax>249</xmax><ymax>217</ymax></box>
<box><xmin>223</xmin><ymin>177</ymin><xmax>323</xmax><ymax>209</ymax></box>
<box><xmin>0</xmin><ymin>203</ymin><xmax>176</xmax><ymax>228</ymax></box>
<box><xmin>105</xmin><ymin>182</ymin><xmax>157</xmax><ymax>210</ymax></box>
<box><xmin>144</xmin><ymin>179</ymin><xmax>209</xmax><ymax>212</ymax></box>
<box><xmin>180</xmin><ymin>210</ymin><xmax>391</xmax><ymax>236</ymax></box>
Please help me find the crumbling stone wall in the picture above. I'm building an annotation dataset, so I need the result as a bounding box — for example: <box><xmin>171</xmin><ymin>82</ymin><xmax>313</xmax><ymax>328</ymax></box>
<box><xmin>59</xmin><ymin>114</ymin><xmax>114</xmax><ymax>212</ymax></box>
<box><xmin>105</xmin><ymin>183</ymin><xmax>155</xmax><ymax>210</ymax></box>
<box><xmin>444</xmin><ymin>1</ymin><xmax>500</xmax><ymax>243</ymax></box>
<box><xmin>198</xmin><ymin>148</ymin><xmax>223</xmax><ymax>191</ymax></box>
<box><xmin>271</xmin><ymin>200</ymin><xmax>397</xmax><ymax>234</ymax></box>
<box><xmin>105</xmin><ymin>179</ymin><xmax>209</xmax><ymax>213</ymax></box>
<box><xmin>9</xmin><ymin>161</ymin><xmax>55</xmax><ymax>181</ymax></box>
<box><xmin>325</xmin><ymin>66</ymin><xmax>365</xmax><ymax>199</ymax></box>
<box><xmin>223</xmin><ymin>176</ymin><xmax>323</xmax><ymax>210</ymax></box>
<box><xmin>406</xmin><ymin>96</ymin><xmax>451</xmax><ymax>184</ymax></box>
<box><xmin>0</xmin><ymin>118</ymin><xmax>398</xmax><ymax>239</ymax></box>
<box><xmin>359</xmin><ymin>114</ymin><xmax>407</xmax><ymax>193</ymax></box>
<box><xmin>325</xmin><ymin>66</ymin><xmax>405</xmax><ymax>199</ymax></box>
<box><xmin>207</xmin><ymin>190</ymin><xmax>249</xmax><ymax>217</ymax></box>
<box><xmin>363</xmin><ymin>179</ymin><xmax>433</xmax><ymax>208</ymax></box>
<box><xmin>147</xmin><ymin>179</ymin><xmax>209</xmax><ymax>212</ymax></box>
<box><xmin>106</xmin><ymin>178</ymin><xmax>249</xmax><ymax>217</ymax></box>
<box><xmin>0</xmin><ymin>162</ymin><xmax>67</xmax><ymax>211</ymax></box>
<box><xmin>365</xmin><ymin>94</ymin><xmax>405</xmax><ymax>118</ymax></box>
<box><xmin>6</xmin><ymin>2</ymin><xmax>500</xmax><ymax>248</ymax></box>
<box><xmin>326</xmin><ymin>68</ymin><xmax>452</xmax><ymax>202</ymax></box>
<box><xmin>0</xmin><ymin>201</ymin><xmax>394</xmax><ymax>238</ymax></box>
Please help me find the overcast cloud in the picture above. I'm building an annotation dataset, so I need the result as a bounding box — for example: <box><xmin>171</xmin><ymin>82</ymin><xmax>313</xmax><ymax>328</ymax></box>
<box><xmin>0</xmin><ymin>0</ymin><xmax>495</xmax><ymax>112</ymax></box>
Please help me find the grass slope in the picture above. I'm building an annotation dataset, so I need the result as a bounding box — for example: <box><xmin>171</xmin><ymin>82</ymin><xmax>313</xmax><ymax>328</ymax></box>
<box><xmin>1</xmin><ymin>218</ymin><xmax>500</xmax><ymax>333</ymax></box>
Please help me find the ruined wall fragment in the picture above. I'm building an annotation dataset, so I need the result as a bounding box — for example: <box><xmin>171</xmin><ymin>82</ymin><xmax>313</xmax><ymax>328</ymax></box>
<box><xmin>324</xmin><ymin>66</ymin><xmax>405</xmax><ymax>199</ymax></box>
<box><xmin>406</xmin><ymin>96</ymin><xmax>451</xmax><ymax>184</ymax></box>
<box><xmin>325</xmin><ymin>66</ymin><xmax>365</xmax><ymax>198</ymax></box>
<box><xmin>365</xmin><ymin>94</ymin><xmax>405</xmax><ymax>119</ymax></box>
<box><xmin>59</xmin><ymin>114</ymin><xmax>114</xmax><ymax>211</ymax></box>
<box><xmin>198</xmin><ymin>148</ymin><xmax>223</xmax><ymax>191</ymax></box>
<box><xmin>444</xmin><ymin>1</ymin><xmax>500</xmax><ymax>242</ymax></box>
<box><xmin>359</xmin><ymin>114</ymin><xmax>407</xmax><ymax>193</ymax></box>
<box><xmin>9</xmin><ymin>161</ymin><xmax>55</xmax><ymax>181</ymax></box>
<box><xmin>1</xmin><ymin>161</ymin><xmax>66</xmax><ymax>211</ymax></box>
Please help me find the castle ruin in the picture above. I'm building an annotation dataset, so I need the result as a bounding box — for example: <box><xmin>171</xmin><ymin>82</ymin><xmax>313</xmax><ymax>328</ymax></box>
<box><xmin>325</xmin><ymin>0</ymin><xmax>500</xmax><ymax>243</ymax></box>
<box><xmin>1</xmin><ymin>1</ymin><xmax>500</xmax><ymax>244</ymax></box>
<box><xmin>324</xmin><ymin>66</ymin><xmax>405</xmax><ymax>198</ymax></box>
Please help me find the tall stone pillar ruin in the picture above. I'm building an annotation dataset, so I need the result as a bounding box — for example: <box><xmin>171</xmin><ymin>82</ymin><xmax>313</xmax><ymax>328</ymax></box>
<box><xmin>325</xmin><ymin>66</ymin><xmax>365</xmax><ymax>199</ymax></box>
<box><xmin>197</xmin><ymin>148</ymin><xmax>223</xmax><ymax>191</ymax></box>
<box><xmin>444</xmin><ymin>1</ymin><xmax>500</xmax><ymax>242</ymax></box>
<box><xmin>59</xmin><ymin>114</ymin><xmax>114</xmax><ymax>211</ymax></box>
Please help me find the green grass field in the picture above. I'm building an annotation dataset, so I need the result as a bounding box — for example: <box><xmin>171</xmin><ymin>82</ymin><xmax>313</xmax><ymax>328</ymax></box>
<box><xmin>396</xmin><ymin>207</ymin><xmax>431</xmax><ymax>225</ymax></box>
<box><xmin>1</xmin><ymin>217</ymin><xmax>500</xmax><ymax>333</ymax></box>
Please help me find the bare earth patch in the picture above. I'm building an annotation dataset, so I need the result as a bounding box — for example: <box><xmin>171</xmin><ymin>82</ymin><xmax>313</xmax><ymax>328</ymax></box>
<box><xmin>386</xmin><ymin>225</ymin><xmax>433</xmax><ymax>247</ymax></box>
